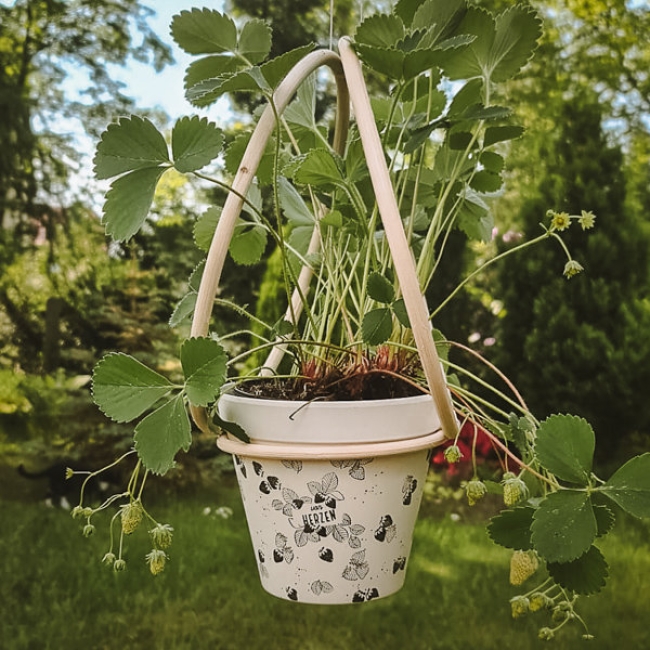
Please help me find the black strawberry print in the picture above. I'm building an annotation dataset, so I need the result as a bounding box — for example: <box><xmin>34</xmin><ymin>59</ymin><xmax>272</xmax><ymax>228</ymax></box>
<box><xmin>352</xmin><ymin>587</ymin><xmax>379</xmax><ymax>602</ymax></box>
<box><xmin>402</xmin><ymin>475</ymin><xmax>418</xmax><ymax>505</ymax></box>
<box><xmin>318</xmin><ymin>547</ymin><xmax>334</xmax><ymax>562</ymax></box>
<box><xmin>374</xmin><ymin>514</ymin><xmax>396</xmax><ymax>543</ymax></box>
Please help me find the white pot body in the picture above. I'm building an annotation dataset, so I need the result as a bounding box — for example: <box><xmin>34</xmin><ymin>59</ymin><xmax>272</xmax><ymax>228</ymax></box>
<box><xmin>220</xmin><ymin>393</ymin><xmax>435</xmax><ymax>604</ymax></box>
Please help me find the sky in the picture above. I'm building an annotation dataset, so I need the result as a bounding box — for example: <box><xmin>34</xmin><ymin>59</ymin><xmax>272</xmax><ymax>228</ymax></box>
<box><xmin>115</xmin><ymin>0</ymin><xmax>226</xmax><ymax>123</ymax></box>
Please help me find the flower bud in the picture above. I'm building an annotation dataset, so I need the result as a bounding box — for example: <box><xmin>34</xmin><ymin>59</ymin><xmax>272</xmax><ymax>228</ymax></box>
<box><xmin>465</xmin><ymin>479</ymin><xmax>487</xmax><ymax>506</ymax></box>
<box><xmin>121</xmin><ymin>500</ymin><xmax>144</xmax><ymax>535</ymax></box>
<box><xmin>82</xmin><ymin>524</ymin><xmax>96</xmax><ymax>538</ymax></box>
<box><xmin>113</xmin><ymin>559</ymin><xmax>127</xmax><ymax>572</ymax></box>
<box><xmin>443</xmin><ymin>445</ymin><xmax>463</xmax><ymax>464</ymax></box>
<box><xmin>510</xmin><ymin>595</ymin><xmax>531</xmax><ymax>618</ymax></box>
<box><xmin>503</xmin><ymin>476</ymin><xmax>529</xmax><ymax>507</ymax></box>
<box><xmin>146</xmin><ymin>549</ymin><xmax>168</xmax><ymax>576</ymax></box>
<box><xmin>538</xmin><ymin>627</ymin><xmax>555</xmax><ymax>641</ymax></box>
<box><xmin>530</xmin><ymin>592</ymin><xmax>553</xmax><ymax>612</ymax></box>
<box><xmin>149</xmin><ymin>523</ymin><xmax>174</xmax><ymax>550</ymax></box>
<box><xmin>102</xmin><ymin>552</ymin><xmax>117</xmax><ymax>566</ymax></box>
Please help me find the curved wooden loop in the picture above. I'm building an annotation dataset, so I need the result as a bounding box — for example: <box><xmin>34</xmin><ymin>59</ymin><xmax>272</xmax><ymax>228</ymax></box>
<box><xmin>190</xmin><ymin>42</ymin><xmax>458</xmax><ymax>443</ymax></box>
<box><xmin>216</xmin><ymin>428</ymin><xmax>446</xmax><ymax>460</ymax></box>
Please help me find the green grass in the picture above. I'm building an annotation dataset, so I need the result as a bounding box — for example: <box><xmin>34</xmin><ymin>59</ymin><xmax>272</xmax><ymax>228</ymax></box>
<box><xmin>1</xmin><ymin>486</ymin><xmax>649</xmax><ymax>650</ymax></box>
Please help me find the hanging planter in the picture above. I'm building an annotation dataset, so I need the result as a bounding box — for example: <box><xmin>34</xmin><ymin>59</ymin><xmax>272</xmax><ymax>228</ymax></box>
<box><xmin>218</xmin><ymin>391</ymin><xmax>440</xmax><ymax>603</ymax></box>
<box><xmin>75</xmin><ymin>1</ymin><xmax>650</xmax><ymax>639</ymax></box>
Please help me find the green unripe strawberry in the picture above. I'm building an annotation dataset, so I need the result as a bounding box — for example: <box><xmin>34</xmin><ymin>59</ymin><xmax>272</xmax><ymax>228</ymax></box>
<box><xmin>465</xmin><ymin>479</ymin><xmax>487</xmax><ymax>506</ymax></box>
<box><xmin>444</xmin><ymin>445</ymin><xmax>463</xmax><ymax>464</ymax></box>
<box><xmin>503</xmin><ymin>476</ymin><xmax>528</xmax><ymax>506</ymax></box>
<box><xmin>510</xmin><ymin>595</ymin><xmax>531</xmax><ymax>618</ymax></box>
<box><xmin>121</xmin><ymin>500</ymin><xmax>143</xmax><ymax>535</ymax></box>
<box><xmin>146</xmin><ymin>549</ymin><xmax>168</xmax><ymax>575</ymax></box>
<box><xmin>509</xmin><ymin>550</ymin><xmax>539</xmax><ymax>585</ymax></box>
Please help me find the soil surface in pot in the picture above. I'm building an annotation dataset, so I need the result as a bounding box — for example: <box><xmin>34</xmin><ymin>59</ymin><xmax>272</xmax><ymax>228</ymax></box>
<box><xmin>240</xmin><ymin>349</ymin><xmax>425</xmax><ymax>401</ymax></box>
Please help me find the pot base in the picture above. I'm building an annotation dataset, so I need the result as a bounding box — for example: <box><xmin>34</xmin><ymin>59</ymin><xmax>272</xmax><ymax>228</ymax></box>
<box><xmin>232</xmin><ymin>450</ymin><xmax>430</xmax><ymax>605</ymax></box>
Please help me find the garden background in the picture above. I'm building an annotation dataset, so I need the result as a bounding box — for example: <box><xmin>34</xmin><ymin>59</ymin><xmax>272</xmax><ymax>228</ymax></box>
<box><xmin>1</xmin><ymin>0</ymin><xmax>649</xmax><ymax>647</ymax></box>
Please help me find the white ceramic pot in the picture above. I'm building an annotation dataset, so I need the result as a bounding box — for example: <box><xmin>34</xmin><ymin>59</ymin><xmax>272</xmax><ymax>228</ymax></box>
<box><xmin>217</xmin><ymin>392</ymin><xmax>439</xmax><ymax>604</ymax></box>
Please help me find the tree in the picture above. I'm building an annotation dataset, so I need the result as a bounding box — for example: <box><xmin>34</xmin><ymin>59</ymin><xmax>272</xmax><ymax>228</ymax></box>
<box><xmin>494</xmin><ymin>95</ymin><xmax>650</xmax><ymax>457</ymax></box>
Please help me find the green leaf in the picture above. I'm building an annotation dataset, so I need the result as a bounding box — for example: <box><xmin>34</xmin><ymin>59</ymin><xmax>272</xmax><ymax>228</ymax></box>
<box><xmin>531</xmin><ymin>490</ymin><xmax>597</xmax><ymax>563</ymax></box>
<box><xmin>355</xmin><ymin>13</ymin><xmax>405</xmax><ymax>48</ymax></box>
<box><xmin>230</xmin><ymin>223</ymin><xmax>267</xmax><ymax>265</ymax></box>
<box><xmin>171</xmin><ymin>9</ymin><xmax>237</xmax><ymax>55</ymax></box>
<box><xmin>278</xmin><ymin>177</ymin><xmax>315</xmax><ymax>225</ymax></box>
<box><xmin>393</xmin><ymin>298</ymin><xmax>410</xmax><ymax>328</ymax></box>
<box><xmin>293</xmin><ymin>149</ymin><xmax>344</xmax><ymax>188</ymax></box>
<box><xmin>102</xmin><ymin>167</ymin><xmax>168</xmax><ymax>241</ymax></box>
<box><xmin>187</xmin><ymin>68</ymin><xmax>269</xmax><ymax>107</ymax></box>
<box><xmin>443</xmin><ymin>7</ymin><xmax>494</xmax><ymax>80</ymax></box>
<box><xmin>169</xmin><ymin>292</ymin><xmax>197</xmax><ymax>328</ymax></box>
<box><xmin>237</xmin><ymin>19</ymin><xmax>272</xmax><ymax>64</ymax></box>
<box><xmin>92</xmin><ymin>353</ymin><xmax>173</xmax><ymax>423</ymax></box>
<box><xmin>593</xmin><ymin>504</ymin><xmax>615</xmax><ymax>537</ymax></box>
<box><xmin>258</xmin><ymin>43</ymin><xmax>316</xmax><ymax>90</ymax></box>
<box><xmin>367</xmin><ymin>272</ymin><xmax>395</xmax><ymax>304</ymax></box>
<box><xmin>134</xmin><ymin>394</ymin><xmax>192</xmax><ymax>475</ymax></box>
<box><xmin>483</xmin><ymin>125</ymin><xmax>524</xmax><ymax>147</ymax></box>
<box><xmin>172</xmin><ymin>116</ymin><xmax>223</xmax><ymax>173</ymax></box>
<box><xmin>487</xmin><ymin>506</ymin><xmax>534</xmax><ymax>550</ymax></box>
<box><xmin>354</xmin><ymin>44</ymin><xmax>405</xmax><ymax>80</ymax></box>
<box><xmin>469</xmin><ymin>170</ymin><xmax>502</xmax><ymax>193</ymax></box>
<box><xmin>547</xmin><ymin>546</ymin><xmax>609</xmax><ymax>595</ymax></box>
<box><xmin>181</xmin><ymin>338</ymin><xmax>228</xmax><ymax>407</ymax></box>
<box><xmin>602</xmin><ymin>453</ymin><xmax>650</xmax><ymax>518</ymax></box>
<box><xmin>183</xmin><ymin>55</ymin><xmax>239</xmax><ymax>91</ymax></box>
<box><xmin>94</xmin><ymin>116</ymin><xmax>169</xmax><ymax>180</ymax></box>
<box><xmin>456</xmin><ymin>189</ymin><xmax>493</xmax><ymax>242</ymax></box>
<box><xmin>193</xmin><ymin>206</ymin><xmax>221</xmax><ymax>252</ymax></box>
<box><xmin>479</xmin><ymin>151</ymin><xmax>504</xmax><ymax>174</ymax></box>
<box><xmin>535</xmin><ymin>414</ymin><xmax>595</xmax><ymax>485</ymax></box>
<box><xmin>362</xmin><ymin>308</ymin><xmax>393</xmax><ymax>346</ymax></box>
<box><xmin>212</xmin><ymin>411</ymin><xmax>250</xmax><ymax>444</ymax></box>
<box><xmin>490</xmin><ymin>5</ymin><xmax>542</xmax><ymax>82</ymax></box>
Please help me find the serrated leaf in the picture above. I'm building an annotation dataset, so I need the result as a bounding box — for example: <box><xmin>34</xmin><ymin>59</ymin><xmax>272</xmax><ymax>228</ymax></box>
<box><xmin>183</xmin><ymin>55</ymin><xmax>239</xmax><ymax>92</ymax></box>
<box><xmin>362</xmin><ymin>308</ymin><xmax>393</xmax><ymax>346</ymax></box>
<box><xmin>169</xmin><ymin>292</ymin><xmax>197</xmax><ymax>327</ymax></box>
<box><xmin>393</xmin><ymin>298</ymin><xmax>410</xmax><ymax>328</ymax></box>
<box><xmin>230</xmin><ymin>224</ymin><xmax>267</xmax><ymax>265</ymax></box>
<box><xmin>188</xmin><ymin>261</ymin><xmax>205</xmax><ymax>292</ymax></box>
<box><xmin>193</xmin><ymin>206</ymin><xmax>221</xmax><ymax>252</ymax></box>
<box><xmin>93</xmin><ymin>116</ymin><xmax>169</xmax><ymax>180</ymax></box>
<box><xmin>469</xmin><ymin>170</ymin><xmax>502</xmax><ymax>193</ymax></box>
<box><xmin>224</xmin><ymin>132</ymin><xmax>276</xmax><ymax>184</ymax></box>
<box><xmin>487</xmin><ymin>507</ymin><xmax>534</xmax><ymax>550</ymax></box>
<box><xmin>602</xmin><ymin>453</ymin><xmax>650</xmax><ymax>518</ymax></box>
<box><xmin>187</xmin><ymin>69</ymin><xmax>268</xmax><ymax>107</ymax></box>
<box><xmin>322</xmin><ymin>472</ymin><xmax>338</xmax><ymax>493</ymax></box>
<box><xmin>134</xmin><ymin>394</ymin><xmax>191</xmax><ymax>475</ymax></box>
<box><xmin>484</xmin><ymin>125</ymin><xmax>525</xmax><ymax>147</ymax></box>
<box><xmin>213</xmin><ymin>411</ymin><xmax>250</xmax><ymax>444</ymax></box>
<box><xmin>456</xmin><ymin>189</ymin><xmax>493</xmax><ymax>242</ymax></box>
<box><xmin>593</xmin><ymin>504</ymin><xmax>615</xmax><ymax>537</ymax></box>
<box><xmin>278</xmin><ymin>177</ymin><xmax>314</xmax><ymax>225</ymax></box>
<box><xmin>531</xmin><ymin>490</ymin><xmax>597</xmax><ymax>563</ymax></box>
<box><xmin>181</xmin><ymin>337</ymin><xmax>228</xmax><ymax>407</ymax></box>
<box><xmin>367</xmin><ymin>272</ymin><xmax>394</xmax><ymax>304</ymax></box>
<box><xmin>92</xmin><ymin>353</ymin><xmax>172</xmax><ymax>423</ymax></box>
<box><xmin>479</xmin><ymin>151</ymin><xmax>504</xmax><ymax>173</ymax></box>
<box><xmin>355</xmin><ymin>13</ymin><xmax>405</xmax><ymax>48</ymax></box>
<box><xmin>547</xmin><ymin>546</ymin><xmax>609</xmax><ymax>595</ymax></box>
<box><xmin>172</xmin><ymin>116</ymin><xmax>223</xmax><ymax>173</ymax></box>
<box><xmin>535</xmin><ymin>415</ymin><xmax>595</xmax><ymax>485</ymax></box>
<box><xmin>238</xmin><ymin>19</ymin><xmax>272</xmax><ymax>64</ymax></box>
<box><xmin>171</xmin><ymin>9</ymin><xmax>237</xmax><ymax>55</ymax></box>
<box><xmin>490</xmin><ymin>5</ymin><xmax>542</xmax><ymax>82</ymax></box>
<box><xmin>354</xmin><ymin>44</ymin><xmax>405</xmax><ymax>80</ymax></box>
<box><xmin>102</xmin><ymin>167</ymin><xmax>168</xmax><ymax>241</ymax></box>
<box><xmin>293</xmin><ymin>149</ymin><xmax>344</xmax><ymax>188</ymax></box>
<box><xmin>258</xmin><ymin>43</ymin><xmax>316</xmax><ymax>90</ymax></box>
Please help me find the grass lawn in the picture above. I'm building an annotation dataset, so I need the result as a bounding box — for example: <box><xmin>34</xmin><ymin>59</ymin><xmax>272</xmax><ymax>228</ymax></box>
<box><xmin>1</xmin><ymin>479</ymin><xmax>649</xmax><ymax>650</ymax></box>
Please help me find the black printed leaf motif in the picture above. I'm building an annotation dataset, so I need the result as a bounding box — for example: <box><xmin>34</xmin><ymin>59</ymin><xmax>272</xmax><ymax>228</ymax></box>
<box><xmin>340</xmin><ymin>513</ymin><xmax>352</xmax><ymax>526</ymax></box>
<box><xmin>282</xmin><ymin>460</ymin><xmax>303</xmax><ymax>473</ymax></box>
<box><xmin>322</xmin><ymin>472</ymin><xmax>338</xmax><ymax>493</ymax></box>
<box><xmin>349</xmin><ymin>535</ymin><xmax>362</xmax><ymax>549</ymax></box>
<box><xmin>295</xmin><ymin>529</ymin><xmax>309</xmax><ymax>548</ymax></box>
<box><xmin>332</xmin><ymin>525</ymin><xmax>349</xmax><ymax>543</ymax></box>
<box><xmin>350</xmin><ymin>524</ymin><xmax>365</xmax><ymax>536</ymax></box>
<box><xmin>342</xmin><ymin>549</ymin><xmax>369</xmax><ymax>581</ymax></box>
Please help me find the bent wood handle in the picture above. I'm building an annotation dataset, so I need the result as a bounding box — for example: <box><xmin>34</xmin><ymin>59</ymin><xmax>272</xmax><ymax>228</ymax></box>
<box><xmin>338</xmin><ymin>38</ymin><xmax>457</xmax><ymax>441</ymax></box>
<box><xmin>190</xmin><ymin>49</ymin><xmax>350</xmax><ymax>433</ymax></box>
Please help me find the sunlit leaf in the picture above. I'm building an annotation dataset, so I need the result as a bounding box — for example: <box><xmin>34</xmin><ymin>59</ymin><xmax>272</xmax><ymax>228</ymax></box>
<box><xmin>181</xmin><ymin>337</ymin><xmax>228</xmax><ymax>407</ymax></box>
<box><xmin>172</xmin><ymin>116</ymin><xmax>223</xmax><ymax>173</ymax></box>
<box><xmin>92</xmin><ymin>353</ymin><xmax>173</xmax><ymax>423</ymax></box>
<box><xmin>94</xmin><ymin>116</ymin><xmax>169</xmax><ymax>180</ymax></box>
<box><xmin>230</xmin><ymin>223</ymin><xmax>268</xmax><ymax>265</ymax></box>
<box><xmin>171</xmin><ymin>9</ymin><xmax>237</xmax><ymax>55</ymax></box>
<box><xmin>169</xmin><ymin>292</ymin><xmax>197</xmax><ymax>327</ymax></box>
<box><xmin>238</xmin><ymin>19</ymin><xmax>272</xmax><ymax>64</ymax></box>
<box><xmin>102</xmin><ymin>166</ymin><xmax>168</xmax><ymax>242</ymax></box>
